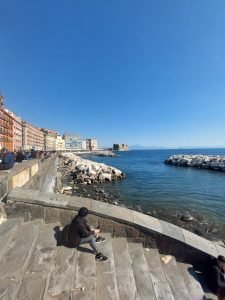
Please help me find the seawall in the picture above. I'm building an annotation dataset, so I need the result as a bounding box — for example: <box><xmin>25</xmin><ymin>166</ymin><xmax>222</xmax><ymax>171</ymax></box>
<box><xmin>0</xmin><ymin>153</ymin><xmax>57</xmax><ymax>202</ymax></box>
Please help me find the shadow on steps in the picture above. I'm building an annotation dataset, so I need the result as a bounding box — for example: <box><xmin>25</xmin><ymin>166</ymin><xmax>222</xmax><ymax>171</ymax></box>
<box><xmin>53</xmin><ymin>225</ymin><xmax>94</xmax><ymax>254</ymax></box>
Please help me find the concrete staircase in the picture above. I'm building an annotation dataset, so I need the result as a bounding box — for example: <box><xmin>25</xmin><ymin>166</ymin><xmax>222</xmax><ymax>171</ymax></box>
<box><xmin>0</xmin><ymin>218</ymin><xmax>216</xmax><ymax>300</ymax></box>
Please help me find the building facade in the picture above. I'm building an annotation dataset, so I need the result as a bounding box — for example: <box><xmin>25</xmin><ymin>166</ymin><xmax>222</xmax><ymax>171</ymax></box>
<box><xmin>86</xmin><ymin>139</ymin><xmax>98</xmax><ymax>151</ymax></box>
<box><xmin>6</xmin><ymin>110</ymin><xmax>22</xmax><ymax>151</ymax></box>
<box><xmin>63</xmin><ymin>133</ymin><xmax>86</xmax><ymax>150</ymax></box>
<box><xmin>0</xmin><ymin>96</ymin><xmax>14</xmax><ymax>151</ymax></box>
<box><xmin>22</xmin><ymin>121</ymin><xmax>44</xmax><ymax>150</ymax></box>
<box><xmin>55</xmin><ymin>135</ymin><xmax>65</xmax><ymax>151</ymax></box>
<box><xmin>42</xmin><ymin>129</ymin><xmax>58</xmax><ymax>151</ymax></box>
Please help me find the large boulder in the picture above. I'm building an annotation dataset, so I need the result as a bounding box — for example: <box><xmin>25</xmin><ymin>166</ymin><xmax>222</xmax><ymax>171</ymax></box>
<box><xmin>99</xmin><ymin>173</ymin><xmax>112</xmax><ymax>182</ymax></box>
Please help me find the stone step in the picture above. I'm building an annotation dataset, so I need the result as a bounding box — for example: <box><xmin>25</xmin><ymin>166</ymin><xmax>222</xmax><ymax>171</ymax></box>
<box><xmin>143</xmin><ymin>248</ymin><xmax>175</xmax><ymax>300</ymax></box>
<box><xmin>0</xmin><ymin>219</ymin><xmax>42</xmax><ymax>280</ymax></box>
<box><xmin>47</xmin><ymin>246</ymin><xmax>77</xmax><ymax>298</ymax></box>
<box><xmin>0</xmin><ymin>218</ymin><xmax>23</xmax><ymax>258</ymax></box>
<box><xmin>72</xmin><ymin>241</ymin><xmax>96</xmax><ymax>300</ymax></box>
<box><xmin>177</xmin><ymin>262</ymin><xmax>206</xmax><ymax>300</ymax></box>
<box><xmin>0</xmin><ymin>218</ymin><xmax>23</xmax><ymax>300</ymax></box>
<box><xmin>95</xmin><ymin>233</ymin><xmax>119</xmax><ymax>300</ymax></box>
<box><xmin>0</xmin><ymin>278</ymin><xmax>19</xmax><ymax>300</ymax></box>
<box><xmin>112</xmin><ymin>238</ymin><xmax>138</xmax><ymax>300</ymax></box>
<box><xmin>27</xmin><ymin>223</ymin><xmax>58</xmax><ymax>273</ymax></box>
<box><xmin>128</xmin><ymin>243</ymin><xmax>156</xmax><ymax>300</ymax></box>
<box><xmin>161</xmin><ymin>255</ymin><xmax>192</xmax><ymax>300</ymax></box>
<box><xmin>16</xmin><ymin>223</ymin><xmax>59</xmax><ymax>300</ymax></box>
<box><xmin>17</xmin><ymin>273</ymin><xmax>48</xmax><ymax>300</ymax></box>
<box><xmin>0</xmin><ymin>219</ymin><xmax>213</xmax><ymax>300</ymax></box>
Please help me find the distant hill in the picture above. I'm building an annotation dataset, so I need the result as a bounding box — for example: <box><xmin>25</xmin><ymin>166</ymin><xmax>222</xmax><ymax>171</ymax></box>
<box><xmin>130</xmin><ymin>145</ymin><xmax>225</xmax><ymax>150</ymax></box>
<box><xmin>129</xmin><ymin>145</ymin><xmax>167</xmax><ymax>150</ymax></box>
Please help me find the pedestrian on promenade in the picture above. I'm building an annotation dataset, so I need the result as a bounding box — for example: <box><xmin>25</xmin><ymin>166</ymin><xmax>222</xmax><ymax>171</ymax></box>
<box><xmin>16</xmin><ymin>150</ymin><xmax>25</xmax><ymax>163</ymax></box>
<box><xmin>68</xmin><ymin>207</ymin><xmax>108</xmax><ymax>262</ymax></box>
<box><xmin>0</xmin><ymin>148</ymin><xmax>14</xmax><ymax>170</ymax></box>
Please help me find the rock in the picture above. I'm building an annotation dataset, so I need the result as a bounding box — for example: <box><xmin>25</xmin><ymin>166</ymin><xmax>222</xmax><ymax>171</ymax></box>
<box><xmin>63</xmin><ymin>186</ymin><xmax>72</xmax><ymax>191</ymax></box>
<box><xmin>99</xmin><ymin>173</ymin><xmax>112</xmax><ymax>182</ymax></box>
<box><xmin>63</xmin><ymin>191</ymin><xmax>72</xmax><ymax>195</ymax></box>
<box><xmin>93</xmin><ymin>150</ymin><xmax>117</xmax><ymax>157</ymax></box>
<box><xmin>181</xmin><ymin>214</ymin><xmax>195</xmax><ymax>222</ymax></box>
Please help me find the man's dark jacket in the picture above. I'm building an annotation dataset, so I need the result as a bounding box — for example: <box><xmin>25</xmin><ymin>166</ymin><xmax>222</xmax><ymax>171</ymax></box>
<box><xmin>210</xmin><ymin>264</ymin><xmax>225</xmax><ymax>294</ymax></box>
<box><xmin>68</xmin><ymin>215</ymin><xmax>94</xmax><ymax>247</ymax></box>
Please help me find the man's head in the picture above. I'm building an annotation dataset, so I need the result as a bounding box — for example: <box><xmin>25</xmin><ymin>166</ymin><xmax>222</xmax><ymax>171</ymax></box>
<box><xmin>217</xmin><ymin>255</ymin><xmax>225</xmax><ymax>271</ymax></box>
<box><xmin>1</xmin><ymin>148</ymin><xmax>8</xmax><ymax>156</ymax></box>
<box><xmin>78</xmin><ymin>207</ymin><xmax>88</xmax><ymax>218</ymax></box>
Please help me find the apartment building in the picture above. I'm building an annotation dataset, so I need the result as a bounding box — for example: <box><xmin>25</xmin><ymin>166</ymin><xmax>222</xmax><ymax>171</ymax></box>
<box><xmin>63</xmin><ymin>133</ymin><xmax>86</xmax><ymax>150</ymax></box>
<box><xmin>0</xmin><ymin>96</ymin><xmax>14</xmax><ymax>151</ymax></box>
<box><xmin>42</xmin><ymin>129</ymin><xmax>58</xmax><ymax>151</ymax></box>
<box><xmin>22</xmin><ymin>121</ymin><xmax>44</xmax><ymax>150</ymax></box>
<box><xmin>6</xmin><ymin>110</ymin><xmax>22</xmax><ymax>151</ymax></box>
<box><xmin>55</xmin><ymin>135</ymin><xmax>65</xmax><ymax>151</ymax></box>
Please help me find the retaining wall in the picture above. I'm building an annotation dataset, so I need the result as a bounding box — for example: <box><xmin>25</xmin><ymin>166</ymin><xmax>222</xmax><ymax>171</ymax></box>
<box><xmin>0</xmin><ymin>154</ymin><xmax>57</xmax><ymax>202</ymax></box>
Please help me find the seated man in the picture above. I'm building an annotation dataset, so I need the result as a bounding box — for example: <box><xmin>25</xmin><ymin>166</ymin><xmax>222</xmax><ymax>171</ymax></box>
<box><xmin>209</xmin><ymin>255</ymin><xmax>225</xmax><ymax>294</ymax></box>
<box><xmin>0</xmin><ymin>148</ymin><xmax>14</xmax><ymax>170</ymax></box>
<box><xmin>68</xmin><ymin>207</ymin><xmax>108</xmax><ymax>262</ymax></box>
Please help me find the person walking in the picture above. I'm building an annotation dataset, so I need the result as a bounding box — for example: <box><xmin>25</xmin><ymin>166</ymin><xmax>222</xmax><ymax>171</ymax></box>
<box><xmin>68</xmin><ymin>207</ymin><xmax>108</xmax><ymax>262</ymax></box>
<box><xmin>16</xmin><ymin>150</ymin><xmax>25</xmax><ymax>163</ymax></box>
<box><xmin>0</xmin><ymin>148</ymin><xmax>14</xmax><ymax>170</ymax></box>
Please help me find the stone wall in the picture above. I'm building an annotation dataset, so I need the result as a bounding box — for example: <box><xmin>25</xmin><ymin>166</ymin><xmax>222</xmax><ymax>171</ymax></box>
<box><xmin>0</xmin><ymin>154</ymin><xmax>57</xmax><ymax>202</ymax></box>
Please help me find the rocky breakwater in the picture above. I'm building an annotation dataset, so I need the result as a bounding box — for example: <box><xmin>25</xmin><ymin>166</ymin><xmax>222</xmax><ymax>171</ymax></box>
<box><xmin>93</xmin><ymin>150</ymin><xmax>117</xmax><ymax>157</ymax></box>
<box><xmin>56</xmin><ymin>153</ymin><xmax>125</xmax><ymax>203</ymax></box>
<box><xmin>165</xmin><ymin>154</ymin><xmax>225</xmax><ymax>171</ymax></box>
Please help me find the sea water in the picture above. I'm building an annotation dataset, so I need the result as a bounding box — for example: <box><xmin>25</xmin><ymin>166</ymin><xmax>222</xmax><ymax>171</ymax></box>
<box><xmin>83</xmin><ymin>149</ymin><xmax>225</xmax><ymax>232</ymax></box>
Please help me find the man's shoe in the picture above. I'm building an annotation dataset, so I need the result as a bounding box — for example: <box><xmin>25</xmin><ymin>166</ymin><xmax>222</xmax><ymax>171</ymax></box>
<box><xmin>95</xmin><ymin>236</ymin><xmax>106</xmax><ymax>243</ymax></box>
<box><xmin>95</xmin><ymin>252</ymin><xmax>108</xmax><ymax>262</ymax></box>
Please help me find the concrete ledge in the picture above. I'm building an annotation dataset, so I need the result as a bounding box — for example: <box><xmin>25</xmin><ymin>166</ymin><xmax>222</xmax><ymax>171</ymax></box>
<box><xmin>6</xmin><ymin>187</ymin><xmax>225</xmax><ymax>262</ymax></box>
<box><xmin>0</xmin><ymin>155</ymin><xmax>57</xmax><ymax>202</ymax></box>
<box><xmin>0</xmin><ymin>160</ymin><xmax>39</xmax><ymax>201</ymax></box>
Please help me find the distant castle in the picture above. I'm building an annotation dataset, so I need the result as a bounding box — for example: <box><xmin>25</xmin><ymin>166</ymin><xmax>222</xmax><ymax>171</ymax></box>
<box><xmin>113</xmin><ymin>144</ymin><xmax>129</xmax><ymax>151</ymax></box>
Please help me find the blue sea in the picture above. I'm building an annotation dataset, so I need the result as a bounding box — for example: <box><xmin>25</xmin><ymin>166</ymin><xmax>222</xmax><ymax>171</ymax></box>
<box><xmin>82</xmin><ymin>149</ymin><xmax>225</xmax><ymax>234</ymax></box>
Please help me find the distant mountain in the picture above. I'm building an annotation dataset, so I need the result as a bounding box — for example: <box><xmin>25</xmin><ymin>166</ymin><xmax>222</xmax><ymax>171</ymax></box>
<box><xmin>130</xmin><ymin>145</ymin><xmax>225</xmax><ymax>150</ymax></box>
<box><xmin>130</xmin><ymin>145</ymin><xmax>167</xmax><ymax>150</ymax></box>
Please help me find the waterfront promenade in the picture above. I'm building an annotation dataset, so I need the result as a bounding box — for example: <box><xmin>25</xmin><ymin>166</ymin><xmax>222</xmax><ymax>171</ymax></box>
<box><xmin>0</xmin><ymin>155</ymin><xmax>224</xmax><ymax>298</ymax></box>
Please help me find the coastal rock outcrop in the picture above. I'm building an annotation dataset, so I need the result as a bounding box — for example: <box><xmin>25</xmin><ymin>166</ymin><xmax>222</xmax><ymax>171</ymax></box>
<box><xmin>164</xmin><ymin>154</ymin><xmax>225</xmax><ymax>171</ymax></box>
<box><xmin>93</xmin><ymin>150</ymin><xmax>117</xmax><ymax>157</ymax></box>
<box><xmin>57</xmin><ymin>153</ymin><xmax>125</xmax><ymax>188</ymax></box>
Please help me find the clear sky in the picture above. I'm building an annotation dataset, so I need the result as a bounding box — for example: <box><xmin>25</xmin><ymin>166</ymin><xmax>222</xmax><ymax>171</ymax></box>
<box><xmin>1</xmin><ymin>1</ymin><xmax>225</xmax><ymax>148</ymax></box>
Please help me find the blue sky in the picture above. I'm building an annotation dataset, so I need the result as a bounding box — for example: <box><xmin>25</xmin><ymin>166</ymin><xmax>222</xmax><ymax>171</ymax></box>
<box><xmin>1</xmin><ymin>1</ymin><xmax>225</xmax><ymax>148</ymax></box>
